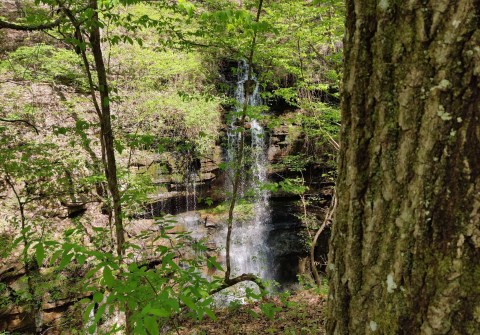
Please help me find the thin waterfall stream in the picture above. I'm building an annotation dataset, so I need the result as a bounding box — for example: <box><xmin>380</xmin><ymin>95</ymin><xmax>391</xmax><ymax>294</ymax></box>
<box><xmin>221</xmin><ymin>60</ymin><xmax>273</xmax><ymax>296</ymax></box>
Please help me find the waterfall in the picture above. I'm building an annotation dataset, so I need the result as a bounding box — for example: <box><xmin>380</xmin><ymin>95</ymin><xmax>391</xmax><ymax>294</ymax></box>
<box><xmin>184</xmin><ymin>171</ymin><xmax>198</xmax><ymax>212</ymax></box>
<box><xmin>225</xmin><ymin>60</ymin><xmax>271</xmax><ymax>282</ymax></box>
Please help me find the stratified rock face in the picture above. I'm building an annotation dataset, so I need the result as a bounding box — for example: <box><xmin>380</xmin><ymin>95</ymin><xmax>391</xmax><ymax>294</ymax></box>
<box><xmin>267</xmin><ymin>124</ymin><xmax>291</xmax><ymax>164</ymax></box>
<box><xmin>198</xmin><ymin>146</ymin><xmax>226</xmax><ymax>202</ymax></box>
<box><xmin>266</xmin><ymin>200</ymin><xmax>306</xmax><ymax>285</ymax></box>
<box><xmin>0</xmin><ymin>261</ymin><xmax>84</xmax><ymax>334</ymax></box>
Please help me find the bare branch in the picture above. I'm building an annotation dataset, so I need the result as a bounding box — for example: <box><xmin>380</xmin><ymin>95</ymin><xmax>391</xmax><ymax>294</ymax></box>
<box><xmin>0</xmin><ymin>118</ymin><xmax>39</xmax><ymax>134</ymax></box>
<box><xmin>209</xmin><ymin>273</ymin><xmax>265</xmax><ymax>296</ymax></box>
<box><xmin>311</xmin><ymin>190</ymin><xmax>336</xmax><ymax>287</ymax></box>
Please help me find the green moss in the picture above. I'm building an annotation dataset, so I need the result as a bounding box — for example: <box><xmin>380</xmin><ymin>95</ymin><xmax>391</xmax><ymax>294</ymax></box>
<box><xmin>202</xmin><ymin>201</ymin><xmax>255</xmax><ymax>222</ymax></box>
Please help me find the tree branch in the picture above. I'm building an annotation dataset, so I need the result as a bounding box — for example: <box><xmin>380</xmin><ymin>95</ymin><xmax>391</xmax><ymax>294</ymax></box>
<box><xmin>311</xmin><ymin>190</ymin><xmax>336</xmax><ymax>287</ymax></box>
<box><xmin>0</xmin><ymin>17</ymin><xmax>64</xmax><ymax>31</ymax></box>
<box><xmin>209</xmin><ymin>273</ymin><xmax>265</xmax><ymax>296</ymax></box>
<box><xmin>0</xmin><ymin>118</ymin><xmax>39</xmax><ymax>134</ymax></box>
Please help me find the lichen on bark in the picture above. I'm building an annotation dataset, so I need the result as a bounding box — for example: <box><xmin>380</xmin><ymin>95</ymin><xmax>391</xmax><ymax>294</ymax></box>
<box><xmin>327</xmin><ymin>0</ymin><xmax>480</xmax><ymax>334</ymax></box>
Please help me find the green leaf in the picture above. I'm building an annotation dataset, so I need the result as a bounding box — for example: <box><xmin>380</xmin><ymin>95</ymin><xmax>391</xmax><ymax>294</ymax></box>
<box><xmin>207</xmin><ymin>257</ymin><xmax>223</xmax><ymax>271</ymax></box>
<box><xmin>144</xmin><ymin>306</ymin><xmax>170</xmax><ymax>318</ymax></box>
<box><xmin>88</xmin><ymin>324</ymin><xmax>96</xmax><ymax>335</ymax></box>
<box><xmin>53</xmin><ymin>126</ymin><xmax>69</xmax><ymax>135</ymax></box>
<box><xmin>50</xmin><ymin>249</ymin><xmax>62</xmax><ymax>265</ymax></box>
<box><xmin>64</xmin><ymin>228</ymin><xmax>76</xmax><ymax>237</ymax></box>
<box><xmin>204</xmin><ymin>308</ymin><xmax>217</xmax><ymax>321</ymax></box>
<box><xmin>144</xmin><ymin>316</ymin><xmax>159</xmax><ymax>335</ymax></box>
<box><xmin>180</xmin><ymin>295</ymin><xmax>196</xmax><ymax>310</ymax></box>
<box><xmin>59</xmin><ymin>251</ymin><xmax>74</xmax><ymax>269</ymax></box>
<box><xmin>76</xmin><ymin>253</ymin><xmax>86</xmax><ymax>265</ymax></box>
<box><xmin>83</xmin><ymin>302</ymin><xmax>95</xmax><ymax>328</ymax></box>
<box><xmin>94</xmin><ymin>304</ymin><xmax>106</xmax><ymax>324</ymax></box>
<box><xmin>35</xmin><ymin>243</ymin><xmax>45</xmax><ymax>267</ymax></box>
<box><xmin>114</xmin><ymin>140</ymin><xmax>125</xmax><ymax>154</ymax></box>
<box><xmin>93</xmin><ymin>292</ymin><xmax>104</xmax><ymax>303</ymax></box>
<box><xmin>103</xmin><ymin>266</ymin><xmax>116</xmax><ymax>287</ymax></box>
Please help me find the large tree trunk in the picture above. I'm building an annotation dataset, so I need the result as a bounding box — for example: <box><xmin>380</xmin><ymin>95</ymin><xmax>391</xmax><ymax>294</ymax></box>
<box><xmin>327</xmin><ymin>1</ymin><xmax>480</xmax><ymax>334</ymax></box>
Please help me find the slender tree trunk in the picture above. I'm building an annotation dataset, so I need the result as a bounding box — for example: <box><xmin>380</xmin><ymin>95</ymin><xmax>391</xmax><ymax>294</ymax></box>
<box><xmin>86</xmin><ymin>2</ymin><xmax>131</xmax><ymax>333</ymax></box>
<box><xmin>88</xmin><ymin>0</ymin><xmax>125</xmax><ymax>259</ymax></box>
<box><xmin>4</xmin><ymin>174</ymin><xmax>43</xmax><ymax>333</ymax></box>
<box><xmin>224</xmin><ymin>0</ymin><xmax>264</xmax><ymax>284</ymax></box>
<box><xmin>327</xmin><ymin>1</ymin><xmax>480</xmax><ymax>334</ymax></box>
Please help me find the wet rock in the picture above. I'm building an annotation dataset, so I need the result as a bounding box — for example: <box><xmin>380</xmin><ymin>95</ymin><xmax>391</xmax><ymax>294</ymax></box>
<box><xmin>204</xmin><ymin>215</ymin><xmax>219</xmax><ymax>228</ymax></box>
<box><xmin>267</xmin><ymin>145</ymin><xmax>281</xmax><ymax>162</ymax></box>
<box><xmin>166</xmin><ymin>224</ymin><xmax>187</xmax><ymax>234</ymax></box>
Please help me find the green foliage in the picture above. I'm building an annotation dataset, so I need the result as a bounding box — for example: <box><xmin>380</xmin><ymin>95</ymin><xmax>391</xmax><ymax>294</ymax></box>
<box><xmin>259</xmin><ymin>301</ymin><xmax>282</xmax><ymax>320</ymax></box>
<box><xmin>110</xmin><ymin>44</ymin><xmax>207</xmax><ymax>91</ymax></box>
<box><xmin>105</xmin><ymin>19</ymin><xmax>224</xmax><ymax>156</ymax></box>
<box><xmin>120</xmin><ymin>170</ymin><xmax>155</xmax><ymax>216</ymax></box>
<box><xmin>299</xmin><ymin>102</ymin><xmax>340</xmax><ymax>140</ymax></box>
<box><xmin>259</xmin><ymin>0</ymin><xmax>344</xmax><ymax>84</ymax></box>
<box><xmin>0</xmin><ymin>45</ymin><xmax>88</xmax><ymax>90</ymax></box>
<box><xmin>42</xmin><ymin>215</ymin><xmax>220</xmax><ymax>334</ymax></box>
<box><xmin>207</xmin><ymin>201</ymin><xmax>255</xmax><ymax>222</ymax></box>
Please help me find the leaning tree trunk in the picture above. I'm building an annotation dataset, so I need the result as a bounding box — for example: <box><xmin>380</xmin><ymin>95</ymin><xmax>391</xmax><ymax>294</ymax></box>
<box><xmin>327</xmin><ymin>1</ymin><xmax>480</xmax><ymax>334</ymax></box>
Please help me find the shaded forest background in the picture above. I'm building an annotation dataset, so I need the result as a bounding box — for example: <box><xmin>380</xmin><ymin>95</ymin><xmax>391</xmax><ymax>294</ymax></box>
<box><xmin>0</xmin><ymin>0</ymin><xmax>344</xmax><ymax>334</ymax></box>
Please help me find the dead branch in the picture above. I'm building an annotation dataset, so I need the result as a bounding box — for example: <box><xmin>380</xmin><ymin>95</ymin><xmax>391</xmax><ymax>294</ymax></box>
<box><xmin>0</xmin><ymin>118</ymin><xmax>39</xmax><ymax>134</ymax></box>
<box><xmin>311</xmin><ymin>190</ymin><xmax>336</xmax><ymax>287</ymax></box>
<box><xmin>209</xmin><ymin>273</ymin><xmax>266</xmax><ymax>296</ymax></box>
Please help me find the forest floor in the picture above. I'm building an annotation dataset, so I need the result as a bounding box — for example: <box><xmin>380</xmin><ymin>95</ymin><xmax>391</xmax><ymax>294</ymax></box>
<box><xmin>172</xmin><ymin>289</ymin><xmax>326</xmax><ymax>335</ymax></box>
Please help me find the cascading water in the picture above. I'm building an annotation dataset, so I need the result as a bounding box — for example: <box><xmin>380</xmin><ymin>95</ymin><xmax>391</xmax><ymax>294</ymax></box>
<box><xmin>184</xmin><ymin>170</ymin><xmax>198</xmax><ymax>212</ymax></box>
<box><xmin>223</xmin><ymin>60</ymin><xmax>272</xmax><ymax>284</ymax></box>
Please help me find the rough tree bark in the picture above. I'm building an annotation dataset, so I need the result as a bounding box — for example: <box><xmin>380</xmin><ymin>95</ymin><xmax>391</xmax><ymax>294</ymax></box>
<box><xmin>327</xmin><ymin>1</ymin><xmax>480</xmax><ymax>334</ymax></box>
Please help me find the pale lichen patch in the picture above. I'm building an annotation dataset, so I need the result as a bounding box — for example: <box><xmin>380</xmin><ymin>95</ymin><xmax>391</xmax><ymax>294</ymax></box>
<box><xmin>386</xmin><ymin>273</ymin><xmax>397</xmax><ymax>293</ymax></box>
<box><xmin>456</xmin><ymin>234</ymin><xmax>466</xmax><ymax>258</ymax></box>
<box><xmin>369</xmin><ymin>320</ymin><xmax>378</xmax><ymax>332</ymax></box>
<box><xmin>437</xmin><ymin>105</ymin><xmax>452</xmax><ymax>121</ymax></box>
<box><xmin>474</xmin><ymin>306</ymin><xmax>480</xmax><ymax>323</ymax></box>
<box><xmin>378</xmin><ymin>0</ymin><xmax>389</xmax><ymax>11</ymax></box>
<box><xmin>438</xmin><ymin>79</ymin><xmax>451</xmax><ymax>90</ymax></box>
<box><xmin>430</xmin><ymin>79</ymin><xmax>451</xmax><ymax>92</ymax></box>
